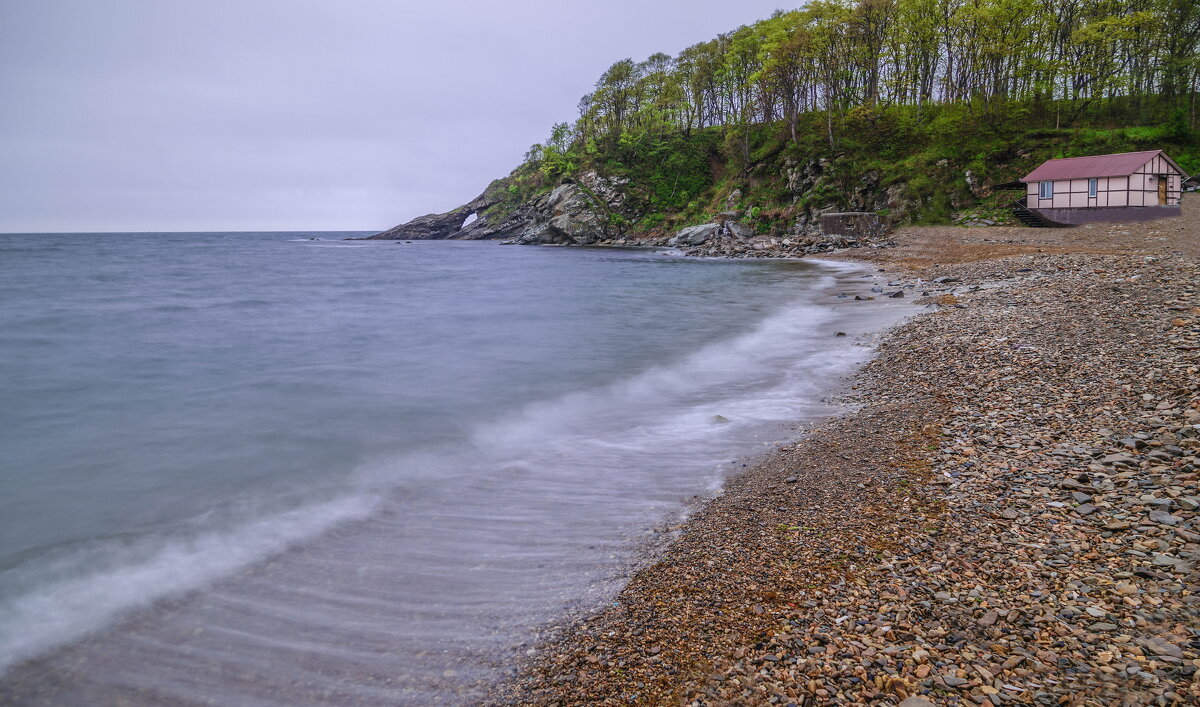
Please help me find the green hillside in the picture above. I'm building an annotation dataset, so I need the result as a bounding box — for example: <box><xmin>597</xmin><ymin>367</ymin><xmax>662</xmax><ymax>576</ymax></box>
<box><xmin>484</xmin><ymin>0</ymin><xmax>1199</xmax><ymax>237</ymax></box>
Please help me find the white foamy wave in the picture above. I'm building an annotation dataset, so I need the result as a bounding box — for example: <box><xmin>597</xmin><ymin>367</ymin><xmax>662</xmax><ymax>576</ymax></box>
<box><xmin>0</xmin><ymin>263</ymin><xmax>904</xmax><ymax>683</ymax></box>
<box><xmin>0</xmin><ymin>493</ymin><xmax>377</xmax><ymax>675</ymax></box>
<box><xmin>469</xmin><ymin>291</ymin><xmax>855</xmax><ymax>452</ymax></box>
<box><xmin>350</xmin><ymin>284</ymin><xmax>866</xmax><ymax>490</ymax></box>
<box><xmin>416</xmin><ymin>289</ymin><xmax>902</xmax><ymax>526</ymax></box>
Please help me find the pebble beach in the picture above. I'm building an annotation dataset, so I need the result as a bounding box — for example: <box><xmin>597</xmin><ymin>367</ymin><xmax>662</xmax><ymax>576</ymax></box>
<box><xmin>494</xmin><ymin>202</ymin><xmax>1200</xmax><ymax>706</ymax></box>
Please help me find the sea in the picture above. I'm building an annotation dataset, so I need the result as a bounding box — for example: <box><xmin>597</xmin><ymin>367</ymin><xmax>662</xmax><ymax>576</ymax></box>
<box><xmin>0</xmin><ymin>231</ymin><xmax>907</xmax><ymax>705</ymax></box>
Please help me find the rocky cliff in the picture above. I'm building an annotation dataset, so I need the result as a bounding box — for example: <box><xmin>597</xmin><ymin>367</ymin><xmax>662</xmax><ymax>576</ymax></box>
<box><xmin>368</xmin><ymin>156</ymin><xmax>922</xmax><ymax>256</ymax></box>
<box><xmin>367</xmin><ymin>171</ymin><xmax>635</xmax><ymax>245</ymax></box>
<box><xmin>368</xmin><ymin>97</ymin><xmax>1194</xmax><ymax>252</ymax></box>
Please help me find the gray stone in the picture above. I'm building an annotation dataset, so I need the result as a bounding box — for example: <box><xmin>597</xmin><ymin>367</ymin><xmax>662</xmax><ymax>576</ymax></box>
<box><xmin>370</xmin><ymin>169</ymin><xmax>631</xmax><ymax>245</ymax></box>
<box><xmin>669</xmin><ymin>223</ymin><xmax>721</xmax><ymax>247</ymax></box>
<box><xmin>1137</xmin><ymin>637</ymin><xmax>1184</xmax><ymax>659</ymax></box>
<box><xmin>540</xmin><ymin>183</ymin><xmax>610</xmax><ymax>244</ymax></box>
<box><xmin>1099</xmin><ymin>453</ymin><xmax>1140</xmax><ymax>467</ymax></box>
<box><xmin>725</xmin><ymin>221</ymin><xmax>755</xmax><ymax>239</ymax></box>
<box><xmin>1149</xmin><ymin>510</ymin><xmax>1180</xmax><ymax>526</ymax></box>
<box><xmin>725</xmin><ymin>189</ymin><xmax>742</xmax><ymax>210</ymax></box>
<box><xmin>819</xmin><ymin>212</ymin><xmax>885</xmax><ymax>238</ymax></box>
<box><xmin>369</xmin><ymin>190</ymin><xmax>501</xmax><ymax>240</ymax></box>
<box><xmin>508</xmin><ymin>177</ymin><xmax>624</xmax><ymax>245</ymax></box>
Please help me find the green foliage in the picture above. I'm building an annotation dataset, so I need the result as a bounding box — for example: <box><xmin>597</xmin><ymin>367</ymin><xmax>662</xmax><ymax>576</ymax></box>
<box><xmin>613</xmin><ymin>130</ymin><xmax>722</xmax><ymax>219</ymax></box>
<box><xmin>490</xmin><ymin>0</ymin><xmax>1199</xmax><ymax>232</ymax></box>
<box><xmin>637</xmin><ymin>213</ymin><xmax>667</xmax><ymax>231</ymax></box>
<box><xmin>557</xmin><ymin>0</ymin><xmax>1196</xmax><ymax>172</ymax></box>
<box><xmin>1166</xmin><ymin>109</ymin><xmax>1197</xmax><ymax>144</ymax></box>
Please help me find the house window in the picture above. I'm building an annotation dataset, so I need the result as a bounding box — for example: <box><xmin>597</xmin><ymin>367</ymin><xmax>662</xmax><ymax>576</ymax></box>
<box><xmin>1088</xmin><ymin>178</ymin><xmax>1097</xmax><ymax>197</ymax></box>
<box><xmin>1039</xmin><ymin>181</ymin><xmax>1054</xmax><ymax>199</ymax></box>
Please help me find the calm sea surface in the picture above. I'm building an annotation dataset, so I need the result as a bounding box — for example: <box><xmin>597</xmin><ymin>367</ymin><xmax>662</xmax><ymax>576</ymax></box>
<box><xmin>0</xmin><ymin>232</ymin><xmax>902</xmax><ymax>704</ymax></box>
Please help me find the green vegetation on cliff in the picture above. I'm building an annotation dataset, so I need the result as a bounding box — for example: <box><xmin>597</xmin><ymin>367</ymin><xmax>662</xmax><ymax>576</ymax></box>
<box><xmin>492</xmin><ymin>0</ymin><xmax>1199</xmax><ymax>236</ymax></box>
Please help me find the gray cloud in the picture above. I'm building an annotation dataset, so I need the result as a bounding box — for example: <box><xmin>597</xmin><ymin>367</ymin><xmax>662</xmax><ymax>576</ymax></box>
<box><xmin>0</xmin><ymin>1</ymin><xmax>786</xmax><ymax>232</ymax></box>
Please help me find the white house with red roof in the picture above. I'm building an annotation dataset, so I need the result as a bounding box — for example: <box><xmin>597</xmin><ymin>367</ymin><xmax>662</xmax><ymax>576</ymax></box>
<box><xmin>1020</xmin><ymin>150</ymin><xmax>1187</xmax><ymax>226</ymax></box>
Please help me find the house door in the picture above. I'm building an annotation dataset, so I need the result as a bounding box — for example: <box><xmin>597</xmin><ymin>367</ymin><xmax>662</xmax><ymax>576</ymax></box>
<box><xmin>1158</xmin><ymin>176</ymin><xmax>1168</xmax><ymax>205</ymax></box>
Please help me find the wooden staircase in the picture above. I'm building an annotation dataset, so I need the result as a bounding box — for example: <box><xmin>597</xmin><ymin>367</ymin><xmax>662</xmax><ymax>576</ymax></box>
<box><xmin>1011</xmin><ymin>196</ymin><xmax>1056</xmax><ymax>228</ymax></box>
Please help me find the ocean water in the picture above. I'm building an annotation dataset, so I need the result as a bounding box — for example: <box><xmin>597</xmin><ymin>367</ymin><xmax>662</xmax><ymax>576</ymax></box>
<box><xmin>0</xmin><ymin>232</ymin><xmax>904</xmax><ymax>704</ymax></box>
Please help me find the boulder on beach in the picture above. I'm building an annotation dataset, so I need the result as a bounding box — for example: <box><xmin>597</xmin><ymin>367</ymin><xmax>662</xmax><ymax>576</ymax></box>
<box><xmin>669</xmin><ymin>223</ymin><xmax>720</xmax><ymax>247</ymax></box>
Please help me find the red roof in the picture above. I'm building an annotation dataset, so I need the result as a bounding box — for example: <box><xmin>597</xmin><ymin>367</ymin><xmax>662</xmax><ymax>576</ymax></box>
<box><xmin>1022</xmin><ymin>150</ymin><xmax>1182</xmax><ymax>182</ymax></box>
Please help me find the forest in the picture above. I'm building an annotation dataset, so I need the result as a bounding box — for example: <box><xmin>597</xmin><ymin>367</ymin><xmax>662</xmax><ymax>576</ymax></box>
<box><xmin>510</xmin><ymin>0</ymin><xmax>1200</xmax><ymax>231</ymax></box>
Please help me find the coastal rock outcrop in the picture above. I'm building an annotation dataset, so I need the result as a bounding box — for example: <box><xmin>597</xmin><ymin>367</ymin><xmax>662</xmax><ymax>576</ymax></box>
<box><xmin>508</xmin><ymin>172</ymin><xmax>631</xmax><ymax>245</ymax></box>
<box><xmin>370</xmin><ymin>157</ymin><xmax>913</xmax><ymax>254</ymax></box>
<box><xmin>367</xmin><ymin>186</ymin><xmax>503</xmax><ymax>241</ymax></box>
<box><xmin>369</xmin><ymin>170</ymin><xmax>632</xmax><ymax>244</ymax></box>
<box><xmin>781</xmin><ymin>157</ymin><xmax>916</xmax><ymax>239</ymax></box>
<box><xmin>668</xmin><ymin>223</ymin><xmax>721</xmax><ymax>247</ymax></box>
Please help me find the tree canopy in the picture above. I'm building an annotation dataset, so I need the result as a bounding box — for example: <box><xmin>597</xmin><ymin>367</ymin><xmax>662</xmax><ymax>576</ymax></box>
<box><xmin>527</xmin><ymin>0</ymin><xmax>1199</xmax><ymax>173</ymax></box>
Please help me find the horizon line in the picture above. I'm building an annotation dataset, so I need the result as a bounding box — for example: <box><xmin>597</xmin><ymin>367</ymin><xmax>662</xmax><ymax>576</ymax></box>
<box><xmin>0</xmin><ymin>229</ymin><xmax>383</xmax><ymax>236</ymax></box>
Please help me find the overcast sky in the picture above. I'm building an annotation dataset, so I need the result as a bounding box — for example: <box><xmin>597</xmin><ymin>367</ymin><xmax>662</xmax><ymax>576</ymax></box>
<box><xmin>0</xmin><ymin>1</ymin><xmax>788</xmax><ymax>233</ymax></box>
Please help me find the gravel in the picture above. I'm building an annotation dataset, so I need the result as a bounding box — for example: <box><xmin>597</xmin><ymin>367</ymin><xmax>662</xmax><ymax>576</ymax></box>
<box><xmin>491</xmin><ymin>205</ymin><xmax>1200</xmax><ymax>706</ymax></box>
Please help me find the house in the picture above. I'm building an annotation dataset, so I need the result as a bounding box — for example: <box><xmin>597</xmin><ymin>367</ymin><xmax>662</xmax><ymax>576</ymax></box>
<box><xmin>1020</xmin><ymin>150</ymin><xmax>1187</xmax><ymax>226</ymax></box>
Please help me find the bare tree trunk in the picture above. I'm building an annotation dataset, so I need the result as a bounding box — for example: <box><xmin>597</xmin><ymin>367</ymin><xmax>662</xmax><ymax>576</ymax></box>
<box><xmin>1191</xmin><ymin>70</ymin><xmax>1198</xmax><ymax>129</ymax></box>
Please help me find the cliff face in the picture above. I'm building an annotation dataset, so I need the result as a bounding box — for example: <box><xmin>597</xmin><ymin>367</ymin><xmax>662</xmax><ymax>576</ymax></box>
<box><xmin>368</xmin><ymin>115</ymin><xmax>1194</xmax><ymax>249</ymax></box>
<box><xmin>367</xmin><ymin>171</ymin><xmax>634</xmax><ymax>244</ymax></box>
<box><xmin>368</xmin><ymin>156</ymin><xmax>921</xmax><ymax>251</ymax></box>
<box><xmin>366</xmin><ymin>181</ymin><xmax>506</xmax><ymax>241</ymax></box>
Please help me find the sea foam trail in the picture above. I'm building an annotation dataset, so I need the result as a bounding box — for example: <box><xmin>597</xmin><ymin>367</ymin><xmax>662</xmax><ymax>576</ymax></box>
<box><xmin>0</xmin><ymin>494</ymin><xmax>378</xmax><ymax>673</ymax></box>
<box><xmin>0</xmin><ymin>285</ymin><xmax>846</xmax><ymax>677</ymax></box>
<box><xmin>468</xmin><ymin>285</ymin><xmax>852</xmax><ymax>464</ymax></box>
<box><xmin>0</xmin><ymin>246</ymin><xmax>907</xmax><ymax>703</ymax></box>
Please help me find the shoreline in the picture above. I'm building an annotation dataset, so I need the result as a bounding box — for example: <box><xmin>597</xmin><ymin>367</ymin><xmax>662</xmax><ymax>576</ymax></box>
<box><xmin>0</xmin><ymin>249</ymin><xmax>911</xmax><ymax>705</ymax></box>
<box><xmin>492</xmin><ymin>205</ymin><xmax>1199</xmax><ymax>704</ymax></box>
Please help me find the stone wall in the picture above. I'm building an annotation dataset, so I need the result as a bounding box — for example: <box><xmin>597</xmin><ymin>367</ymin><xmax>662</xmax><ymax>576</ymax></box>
<box><xmin>818</xmin><ymin>212</ymin><xmax>886</xmax><ymax>238</ymax></box>
<box><xmin>1032</xmin><ymin>205</ymin><xmax>1182</xmax><ymax>226</ymax></box>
